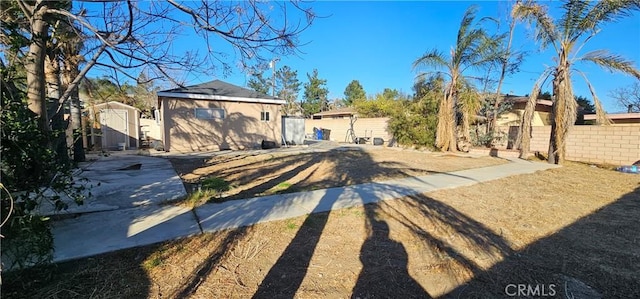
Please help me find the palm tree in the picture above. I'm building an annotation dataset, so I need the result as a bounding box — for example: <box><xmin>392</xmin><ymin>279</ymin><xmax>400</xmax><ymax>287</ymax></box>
<box><xmin>514</xmin><ymin>0</ymin><xmax>640</xmax><ymax>164</ymax></box>
<box><xmin>457</xmin><ymin>82</ymin><xmax>482</xmax><ymax>150</ymax></box>
<box><xmin>413</xmin><ymin>5</ymin><xmax>499</xmax><ymax>151</ymax></box>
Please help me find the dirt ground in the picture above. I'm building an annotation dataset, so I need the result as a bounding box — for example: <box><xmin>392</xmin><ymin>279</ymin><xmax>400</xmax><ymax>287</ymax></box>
<box><xmin>169</xmin><ymin>146</ymin><xmax>507</xmax><ymax>201</ymax></box>
<box><xmin>4</xmin><ymin>149</ymin><xmax>640</xmax><ymax>298</ymax></box>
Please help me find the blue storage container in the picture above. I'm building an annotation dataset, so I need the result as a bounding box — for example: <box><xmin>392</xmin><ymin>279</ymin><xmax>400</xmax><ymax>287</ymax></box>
<box><xmin>314</xmin><ymin>127</ymin><xmax>323</xmax><ymax>140</ymax></box>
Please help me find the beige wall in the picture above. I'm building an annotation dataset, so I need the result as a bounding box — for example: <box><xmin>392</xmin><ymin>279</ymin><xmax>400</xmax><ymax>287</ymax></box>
<box><xmin>305</xmin><ymin>117</ymin><xmax>393</xmax><ymax>143</ymax></box>
<box><xmin>140</xmin><ymin>118</ymin><xmax>162</xmax><ymax>140</ymax></box>
<box><xmin>161</xmin><ymin>97</ymin><xmax>282</xmax><ymax>152</ymax></box>
<box><xmin>496</xmin><ymin>125</ymin><xmax>640</xmax><ymax>165</ymax></box>
<box><xmin>497</xmin><ymin>110</ymin><xmax>551</xmax><ymax>126</ymax></box>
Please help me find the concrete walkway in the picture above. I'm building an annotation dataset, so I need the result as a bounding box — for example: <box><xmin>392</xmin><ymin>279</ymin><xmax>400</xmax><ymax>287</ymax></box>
<box><xmin>51</xmin><ymin>155</ymin><xmax>560</xmax><ymax>262</ymax></box>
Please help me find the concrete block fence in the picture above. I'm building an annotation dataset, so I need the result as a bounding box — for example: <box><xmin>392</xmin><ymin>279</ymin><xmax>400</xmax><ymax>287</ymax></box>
<box><xmin>496</xmin><ymin>125</ymin><xmax>640</xmax><ymax>165</ymax></box>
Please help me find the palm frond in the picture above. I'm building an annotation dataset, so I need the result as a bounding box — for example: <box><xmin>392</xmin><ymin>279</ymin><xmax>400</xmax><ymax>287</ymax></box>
<box><xmin>558</xmin><ymin>0</ymin><xmax>591</xmax><ymax>42</ymax></box>
<box><xmin>578</xmin><ymin>50</ymin><xmax>640</xmax><ymax>79</ymax></box>
<box><xmin>516</xmin><ymin>68</ymin><xmax>553</xmax><ymax>155</ymax></box>
<box><xmin>578</xmin><ymin>0</ymin><xmax>640</xmax><ymax>34</ymax></box>
<box><xmin>576</xmin><ymin>70</ymin><xmax>612</xmax><ymax>125</ymax></box>
<box><xmin>415</xmin><ymin>70</ymin><xmax>452</xmax><ymax>82</ymax></box>
<box><xmin>412</xmin><ymin>49</ymin><xmax>448</xmax><ymax>70</ymax></box>
<box><xmin>458</xmin><ymin>83</ymin><xmax>482</xmax><ymax>114</ymax></box>
<box><xmin>456</xmin><ymin>5</ymin><xmax>480</xmax><ymax>55</ymax></box>
<box><xmin>512</xmin><ymin>1</ymin><xmax>558</xmax><ymax>52</ymax></box>
<box><xmin>457</xmin><ymin>23</ymin><xmax>502</xmax><ymax>71</ymax></box>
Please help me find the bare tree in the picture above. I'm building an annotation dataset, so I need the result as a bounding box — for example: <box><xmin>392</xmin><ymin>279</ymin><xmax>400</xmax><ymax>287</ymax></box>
<box><xmin>610</xmin><ymin>82</ymin><xmax>640</xmax><ymax>112</ymax></box>
<box><xmin>3</xmin><ymin>0</ymin><xmax>316</xmax><ymax>137</ymax></box>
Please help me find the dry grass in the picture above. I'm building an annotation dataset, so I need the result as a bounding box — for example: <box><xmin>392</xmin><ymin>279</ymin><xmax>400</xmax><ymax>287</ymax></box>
<box><xmin>5</xmin><ymin>159</ymin><xmax>639</xmax><ymax>298</ymax></box>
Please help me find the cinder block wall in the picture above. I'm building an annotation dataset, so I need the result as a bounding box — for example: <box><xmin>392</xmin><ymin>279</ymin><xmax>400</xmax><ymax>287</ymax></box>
<box><xmin>305</xmin><ymin>117</ymin><xmax>392</xmax><ymax>143</ymax></box>
<box><xmin>498</xmin><ymin>125</ymin><xmax>640</xmax><ymax>165</ymax></box>
<box><xmin>564</xmin><ymin>126</ymin><xmax>640</xmax><ymax>165</ymax></box>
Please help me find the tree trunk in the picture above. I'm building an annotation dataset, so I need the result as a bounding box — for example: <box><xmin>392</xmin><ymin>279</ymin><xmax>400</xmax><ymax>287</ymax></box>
<box><xmin>490</xmin><ymin>10</ymin><xmax>516</xmax><ymax>137</ymax></box>
<box><xmin>45</xmin><ymin>53</ymin><xmax>70</xmax><ymax>166</ymax></box>
<box><xmin>462</xmin><ymin>112</ymin><xmax>470</xmax><ymax>143</ymax></box>
<box><xmin>66</xmin><ymin>60</ymin><xmax>85</xmax><ymax>162</ymax></box>
<box><xmin>436</xmin><ymin>81</ymin><xmax>458</xmax><ymax>152</ymax></box>
<box><xmin>448</xmin><ymin>90</ymin><xmax>458</xmax><ymax>152</ymax></box>
<box><xmin>548</xmin><ymin>56</ymin><xmax>577</xmax><ymax>164</ymax></box>
<box><xmin>517</xmin><ymin>83</ymin><xmax>539</xmax><ymax>159</ymax></box>
<box><xmin>26</xmin><ymin>4</ymin><xmax>50</xmax><ymax>132</ymax></box>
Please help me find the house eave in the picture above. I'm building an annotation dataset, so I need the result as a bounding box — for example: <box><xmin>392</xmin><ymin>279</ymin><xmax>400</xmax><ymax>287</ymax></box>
<box><xmin>584</xmin><ymin>112</ymin><xmax>640</xmax><ymax>120</ymax></box>
<box><xmin>157</xmin><ymin>92</ymin><xmax>286</xmax><ymax>105</ymax></box>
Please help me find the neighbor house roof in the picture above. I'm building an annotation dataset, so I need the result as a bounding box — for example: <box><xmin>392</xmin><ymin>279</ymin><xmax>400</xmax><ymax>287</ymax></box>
<box><xmin>313</xmin><ymin>107</ymin><xmax>356</xmax><ymax>117</ymax></box>
<box><xmin>503</xmin><ymin>96</ymin><xmax>553</xmax><ymax>107</ymax></box>
<box><xmin>584</xmin><ymin>112</ymin><xmax>640</xmax><ymax>121</ymax></box>
<box><xmin>157</xmin><ymin>80</ymin><xmax>285</xmax><ymax>105</ymax></box>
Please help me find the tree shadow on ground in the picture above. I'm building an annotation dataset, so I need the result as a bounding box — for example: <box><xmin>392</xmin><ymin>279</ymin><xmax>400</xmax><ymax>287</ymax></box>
<box><xmin>385</xmin><ymin>194</ymin><xmax>515</xmax><ymax>278</ymax></box>
<box><xmin>250</xmin><ymin>147</ymin><xmax>487</xmax><ymax>298</ymax></box>
<box><xmin>444</xmin><ymin>186</ymin><xmax>640</xmax><ymax>298</ymax></box>
<box><xmin>251</xmin><ymin>147</ymin><xmax>433</xmax><ymax>298</ymax></box>
<box><xmin>12</xmin><ymin>147</ymin><xmax>632</xmax><ymax>298</ymax></box>
<box><xmin>170</xmin><ymin>227</ymin><xmax>248</xmax><ymax>298</ymax></box>
<box><xmin>352</xmin><ymin>204</ymin><xmax>430</xmax><ymax>298</ymax></box>
<box><xmin>177</xmin><ymin>148</ymin><xmax>469</xmax><ymax>203</ymax></box>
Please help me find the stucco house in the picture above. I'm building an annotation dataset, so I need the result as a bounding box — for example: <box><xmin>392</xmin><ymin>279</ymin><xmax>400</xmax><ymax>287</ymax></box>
<box><xmin>156</xmin><ymin>80</ymin><xmax>285</xmax><ymax>152</ymax></box>
<box><xmin>496</xmin><ymin>95</ymin><xmax>553</xmax><ymax>126</ymax></box>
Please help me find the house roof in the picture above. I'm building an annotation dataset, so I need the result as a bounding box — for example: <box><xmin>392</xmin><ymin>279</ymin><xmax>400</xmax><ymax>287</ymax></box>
<box><xmin>504</xmin><ymin>96</ymin><xmax>553</xmax><ymax>107</ymax></box>
<box><xmin>157</xmin><ymin>80</ymin><xmax>285</xmax><ymax>105</ymax></box>
<box><xmin>313</xmin><ymin>107</ymin><xmax>356</xmax><ymax>117</ymax></box>
<box><xmin>584</xmin><ymin>112</ymin><xmax>640</xmax><ymax>120</ymax></box>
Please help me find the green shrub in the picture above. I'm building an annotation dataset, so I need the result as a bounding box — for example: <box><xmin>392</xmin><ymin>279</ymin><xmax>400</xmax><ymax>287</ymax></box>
<box><xmin>184</xmin><ymin>177</ymin><xmax>232</xmax><ymax>204</ymax></box>
<box><xmin>1</xmin><ymin>101</ymin><xmax>90</xmax><ymax>269</ymax></box>
<box><xmin>201</xmin><ymin>177</ymin><xmax>231</xmax><ymax>193</ymax></box>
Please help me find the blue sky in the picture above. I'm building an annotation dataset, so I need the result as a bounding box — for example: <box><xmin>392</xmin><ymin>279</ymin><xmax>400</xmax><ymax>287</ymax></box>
<box><xmin>93</xmin><ymin>1</ymin><xmax>640</xmax><ymax>113</ymax></box>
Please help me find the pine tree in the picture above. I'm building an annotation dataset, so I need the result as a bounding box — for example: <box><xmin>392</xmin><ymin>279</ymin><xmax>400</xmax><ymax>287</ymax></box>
<box><xmin>247</xmin><ymin>72</ymin><xmax>271</xmax><ymax>96</ymax></box>
<box><xmin>302</xmin><ymin>69</ymin><xmax>329</xmax><ymax>116</ymax></box>
<box><xmin>343</xmin><ymin>80</ymin><xmax>366</xmax><ymax>106</ymax></box>
<box><xmin>275</xmin><ymin>66</ymin><xmax>301</xmax><ymax>115</ymax></box>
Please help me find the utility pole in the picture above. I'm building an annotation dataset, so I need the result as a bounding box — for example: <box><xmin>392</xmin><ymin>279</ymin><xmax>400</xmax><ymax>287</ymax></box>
<box><xmin>270</xmin><ymin>58</ymin><xmax>279</xmax><ymax>97</ymax></box>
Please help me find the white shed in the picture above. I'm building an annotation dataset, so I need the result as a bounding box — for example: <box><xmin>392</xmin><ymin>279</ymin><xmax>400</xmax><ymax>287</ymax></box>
<box><xmin>91</xmin><ymin>101</ymin><xmax>140</xmax><ymax>150</ymax></box>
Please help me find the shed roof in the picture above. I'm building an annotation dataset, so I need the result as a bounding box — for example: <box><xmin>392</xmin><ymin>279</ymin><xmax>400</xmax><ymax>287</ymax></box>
<box><xmin>157</xmin><ymin>80</ymin><xmax>285</xmax><ymax>105</ymax></box>
<box><xmin>92</xmin><ymin>101</ymin><xmax>140</xmax><ymax>111</ymax></box>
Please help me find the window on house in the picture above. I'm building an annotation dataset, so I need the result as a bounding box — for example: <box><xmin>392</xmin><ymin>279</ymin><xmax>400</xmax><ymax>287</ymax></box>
<box><xmin>195</xmin><ymin>108</ymin><xmax>225</xmax><ymax>119</ymax></box>
<box><xmin>261</xmin><ymin>111</ymin><xmax>270</xmax><ymax>121</ymax></box>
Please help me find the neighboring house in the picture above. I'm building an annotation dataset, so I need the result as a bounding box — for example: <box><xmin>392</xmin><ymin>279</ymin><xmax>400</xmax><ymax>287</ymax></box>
<box><xmin>583</xmin><ymin>112</ymin><xmax>640</xmax><ymax>125</ymax></box>
<box><xmin>312</xmin><ymin>107</ymin><xmax>356</xmax><ymax>120</ymax></box>
<box><xmin>156</xmin><ymin>80</ymin><xmax>285</xmax><ymax>152</ymax></box>
<box><xmin>90</xmin><ymin>101</ymin><xmax>141</xmax><ymax>151</ymax></box>
<box><xmin>496</xmin><ymin>95</ymin><xmax>553</xmax><ymax>126</ymax></box>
